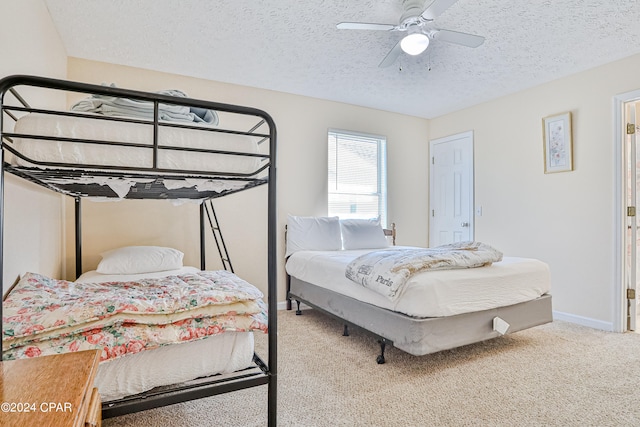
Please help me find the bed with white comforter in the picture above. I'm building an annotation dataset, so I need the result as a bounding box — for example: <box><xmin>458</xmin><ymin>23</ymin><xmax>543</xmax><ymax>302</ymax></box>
<box><xmin>285</xmin><ymin>216</ymin><xmax>553</xmax><ymax>360</ymax></box>
<box><xmin>287</xmin><ymin>248</ymin><xmax>550</xmax><ymax>318</ymax></box>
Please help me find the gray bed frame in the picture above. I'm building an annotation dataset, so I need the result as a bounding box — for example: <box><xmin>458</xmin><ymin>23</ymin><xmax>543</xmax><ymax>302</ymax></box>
<box><xmin>288</xmin><ymin>276</ymin><xmax>552</xmax><ymax>363</ymax></box>
<box><xmin>285</xmin><ymin>224</ymin><xmax>553</xmax><ymax>363</ymax></box>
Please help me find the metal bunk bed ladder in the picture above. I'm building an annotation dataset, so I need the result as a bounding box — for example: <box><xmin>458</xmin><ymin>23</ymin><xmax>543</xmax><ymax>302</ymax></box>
<box><xmin>204</xmin><ymin>200</ymin><xmax>234</xmax><ymax>273</ymax></box>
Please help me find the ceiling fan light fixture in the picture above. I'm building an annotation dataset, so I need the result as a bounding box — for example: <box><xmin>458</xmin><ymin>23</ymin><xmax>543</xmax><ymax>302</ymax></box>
<box><xmin>400</xmin><ymin>32</ymin><xmax>430</xmax><ymax>55</ymax></box>
<box><xmin>400</xmin><ymin>32</ymin><xmax>429</xmax><ymax>55</ymax></box>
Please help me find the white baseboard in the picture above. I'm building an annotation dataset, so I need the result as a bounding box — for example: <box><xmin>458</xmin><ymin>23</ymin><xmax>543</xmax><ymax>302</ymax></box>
<box><xmin>552</xmin><ymin>310</ymin><xmax>614</xmax><ymax>332</ymax></box>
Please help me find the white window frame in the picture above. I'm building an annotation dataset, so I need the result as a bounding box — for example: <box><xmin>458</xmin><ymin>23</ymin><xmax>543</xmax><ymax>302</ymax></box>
<box><xmin>328</xmin><ymin>128</ymin><xmax>387</xmax><ymax>226</ymax></box>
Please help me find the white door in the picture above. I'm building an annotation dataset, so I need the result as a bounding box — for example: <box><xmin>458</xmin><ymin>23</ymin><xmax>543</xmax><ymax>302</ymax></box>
<box><xmin>429</xmin><ymin>131</ymin><xmax>474</xmax><ymax>247</ymax></box>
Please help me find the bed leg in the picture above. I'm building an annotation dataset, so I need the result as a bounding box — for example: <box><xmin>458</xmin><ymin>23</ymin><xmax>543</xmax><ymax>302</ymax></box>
<box><xmin>376</xmin><ymin>340</ymin><xmax>386</xmax><ymax>364</ymax></box>
<box><xmin>295</xmin><ymin>300</ymin><xmax>302</xmax><ymax>315</ymax></box>
<box><xmin>343</xmin><ymin>324</ymin><xmax>349</xmax><ymax>336</ymax></box>
<box><xmin>286</xmin><ymin>274</ymin><xmax>292</xmax><ymax>311</ymax></box>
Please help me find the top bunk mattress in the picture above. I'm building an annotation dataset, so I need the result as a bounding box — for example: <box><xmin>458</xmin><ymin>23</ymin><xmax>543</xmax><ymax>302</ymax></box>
<box><xmin>8</xmin><ymin>112</ymin><xmax>263</xmax><ymax>175</ymax></box>
<box><xmin>285</xmin><ymin>247</ymin><xmax>551</xmax><ymax>318</ymax></box>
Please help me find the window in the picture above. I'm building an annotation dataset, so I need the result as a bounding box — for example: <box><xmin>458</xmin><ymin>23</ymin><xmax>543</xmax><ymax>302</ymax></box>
<box><xmin>328</xmin><ymin>129</ymin><xmax>387</xmax><ymax>226</ymax></box>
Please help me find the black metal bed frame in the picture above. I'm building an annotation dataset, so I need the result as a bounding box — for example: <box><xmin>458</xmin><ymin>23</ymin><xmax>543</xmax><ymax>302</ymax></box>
<box><xmin>0</xmin><ymin>75</ymin><xmax>277</xmax><ymax>425</ymax></box>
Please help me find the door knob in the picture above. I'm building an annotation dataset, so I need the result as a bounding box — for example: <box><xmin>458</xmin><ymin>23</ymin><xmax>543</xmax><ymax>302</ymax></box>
<box><xmin>461</xmin><ymin>222</ymin><xmax>469</xmax><ymax>227</ymax></box>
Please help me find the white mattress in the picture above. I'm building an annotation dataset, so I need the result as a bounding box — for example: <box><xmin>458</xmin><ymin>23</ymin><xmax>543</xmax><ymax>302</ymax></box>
<box><xmin>286</xmin><ymin>247</ymin><xmax>551</xmax><ymax>318</ymax></box>
<box><xmin>76</xmin><ymin>268</ymin><xmax>256</xmax><ymax>401</ymax></box>
<box><xmin>96</xmin><ymin>332</ymin><xmax>254</xmax><ymax>401</ymax></box>
<box><xmin>10</xmin><ymin>112</ymin><xmax>261</xmax><ymax>175</ymax></box>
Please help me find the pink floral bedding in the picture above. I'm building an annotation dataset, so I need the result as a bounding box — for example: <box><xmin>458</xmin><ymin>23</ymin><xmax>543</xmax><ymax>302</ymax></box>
<box><xmin>2</xmin><ymin>271</ymin><xmax>268</xmax><ymax>362</ymax></box>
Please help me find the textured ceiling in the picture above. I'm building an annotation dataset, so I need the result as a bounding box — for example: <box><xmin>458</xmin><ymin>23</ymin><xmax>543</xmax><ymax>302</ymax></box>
<box><xmin>45</xmin><ymin>0</ymin><xmax>640</xmax><ymax>119</ymax></box>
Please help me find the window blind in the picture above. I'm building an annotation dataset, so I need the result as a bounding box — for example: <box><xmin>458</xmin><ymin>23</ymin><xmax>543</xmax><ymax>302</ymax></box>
<box><xmin>328</xmin><ymin>129</ymin><xmax>387</xmax><ymax>226</ymax></box>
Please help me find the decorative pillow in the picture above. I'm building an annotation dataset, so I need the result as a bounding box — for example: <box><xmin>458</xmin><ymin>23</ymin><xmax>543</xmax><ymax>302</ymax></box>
<box><xmin>96</xmin><ymin>246</ymin><xmax>184</xmax><ymax>275</ymax></box>
<box><xmin>340</xmin><ymin>218</ymin><xmax>390</xmax><ymax>250</ymax></box>
<box><xmin>285</xmin><ymin>215</ymin><xmax>342</xmax><ymax>257</ymax></box>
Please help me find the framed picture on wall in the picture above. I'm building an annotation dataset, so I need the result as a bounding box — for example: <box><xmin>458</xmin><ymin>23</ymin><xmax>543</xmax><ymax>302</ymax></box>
<box><xmin>542</xmin><ymin>111</ymin><xmax>573</xmax><ymax>173</ymax></box>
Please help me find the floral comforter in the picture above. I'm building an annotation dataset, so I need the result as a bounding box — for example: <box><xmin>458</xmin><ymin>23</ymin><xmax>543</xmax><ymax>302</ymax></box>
<box><xmin>2</xmin><ymin>271</ymin><xmax>268</xmax><ymax>362</ymax></box>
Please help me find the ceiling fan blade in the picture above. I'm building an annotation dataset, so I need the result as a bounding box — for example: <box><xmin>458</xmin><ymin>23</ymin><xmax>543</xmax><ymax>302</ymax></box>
<box><xmin>421</xmin><ymin>0</ymin><xmax>460</xmax><ymax>20</ymax></box>
<box><xmin>337</xmin><ymin>22</ymin><xmax>396</xmax><ymax>31</ymax></box>
<box><xmin>379</xmin><ymin>41</ymin><xmax>403</xmax><ymax>68</ymax></box>
<box><xmin>433</xmin><ymin>29</ymin><xmax>485</xmax><ymax>47</ymax></box>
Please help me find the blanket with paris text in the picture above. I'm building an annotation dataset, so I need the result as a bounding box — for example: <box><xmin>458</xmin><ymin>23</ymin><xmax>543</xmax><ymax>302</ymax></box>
<box><xmin>345</xmin><ymin>241</ymin><xmax>503</xmax><ymax>301</ymax></box>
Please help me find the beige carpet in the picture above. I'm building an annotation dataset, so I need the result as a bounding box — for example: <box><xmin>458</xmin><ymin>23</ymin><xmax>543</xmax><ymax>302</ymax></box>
<box><xmin>104</xmin><ymin>309</ymin><xmax>640</xmax><ymax>427</ymax></box>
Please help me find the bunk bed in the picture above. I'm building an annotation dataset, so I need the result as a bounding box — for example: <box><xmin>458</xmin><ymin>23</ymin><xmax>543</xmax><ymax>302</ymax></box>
<box><xmin>0</xmin><ymin>75</ymin><xmax>277</xmax><ymax>425</ymax></box>
<box><xmin>285</xmin><ymin>216</ymin><xmax>552</xmax><ymax>364</ymax></box>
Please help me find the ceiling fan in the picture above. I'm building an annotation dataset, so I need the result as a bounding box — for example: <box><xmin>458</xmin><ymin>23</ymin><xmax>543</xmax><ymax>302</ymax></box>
<box><xmin>337</xmin><ymin>0</ymin><xmax>485</xmax><ymax>68</ymax></box>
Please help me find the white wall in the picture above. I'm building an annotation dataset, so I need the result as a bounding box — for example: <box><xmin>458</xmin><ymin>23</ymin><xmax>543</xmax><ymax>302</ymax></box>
<box><xmin>7</xmin><ymin>2</ymin><xmax>632</xmax><ymax>329</ymax></box>
<box><xmin>429</xmin><ymin>53</ymin><xmax>640</xmax><ymax>330</ymax></box>
<box><xmin>0</xmin><ymin>0</ymin><xmax>67</xmax><ymax>295</ymax></box>
<box><xmin>66</xmin><ymin>58</ymin><xmax>430</xmax><ymax>301</ymax></box>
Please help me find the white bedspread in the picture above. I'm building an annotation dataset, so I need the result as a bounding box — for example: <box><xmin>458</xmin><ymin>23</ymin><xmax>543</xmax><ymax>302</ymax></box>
<box><xmin>286</xmin><ymin>247</ymin><xmax>550</xmax><ymax>317</ymax></box>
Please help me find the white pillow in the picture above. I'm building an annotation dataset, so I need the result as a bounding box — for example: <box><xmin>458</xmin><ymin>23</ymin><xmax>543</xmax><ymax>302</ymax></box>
<box><xmin>340</xmin><ymin>218</ymin><xmax>390</xmax><ymax>250</ymax></box>
<box><xmin>97</xmin><ymin>246</ymin><xmax>184</xmax><ymax>275</ymax></box>
<box><xmin>285</xmin><ymin>215</ymin><xmax>342</xmax><ymax>257</ymax></box>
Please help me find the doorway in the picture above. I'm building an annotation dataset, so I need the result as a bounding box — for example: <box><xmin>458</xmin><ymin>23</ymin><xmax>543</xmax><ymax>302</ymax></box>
<box><xmin>623</xmin><ymin>99</ymin><xmax>640</xmax><ymax>331</ymax></box>
<box><xmin>615</xmin><ymin>90</ymin><xmax>640</xmax><ymax>332</ymax></box>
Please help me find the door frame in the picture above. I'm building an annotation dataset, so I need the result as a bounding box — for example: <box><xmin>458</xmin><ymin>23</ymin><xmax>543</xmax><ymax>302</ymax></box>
<box><xmin>428</xmin><ymin>130</ymin><xmax>474</xmax><ymax>247</ymax></box>
<box><xmin>614</xmin><ymin>89</ymin><xmax>640</xmax><ymax>332</ymax></box>
<box><xmin>627</xmin><ymin>101</ymin><xmax>638</xmax><ymax>332</ymax></box>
